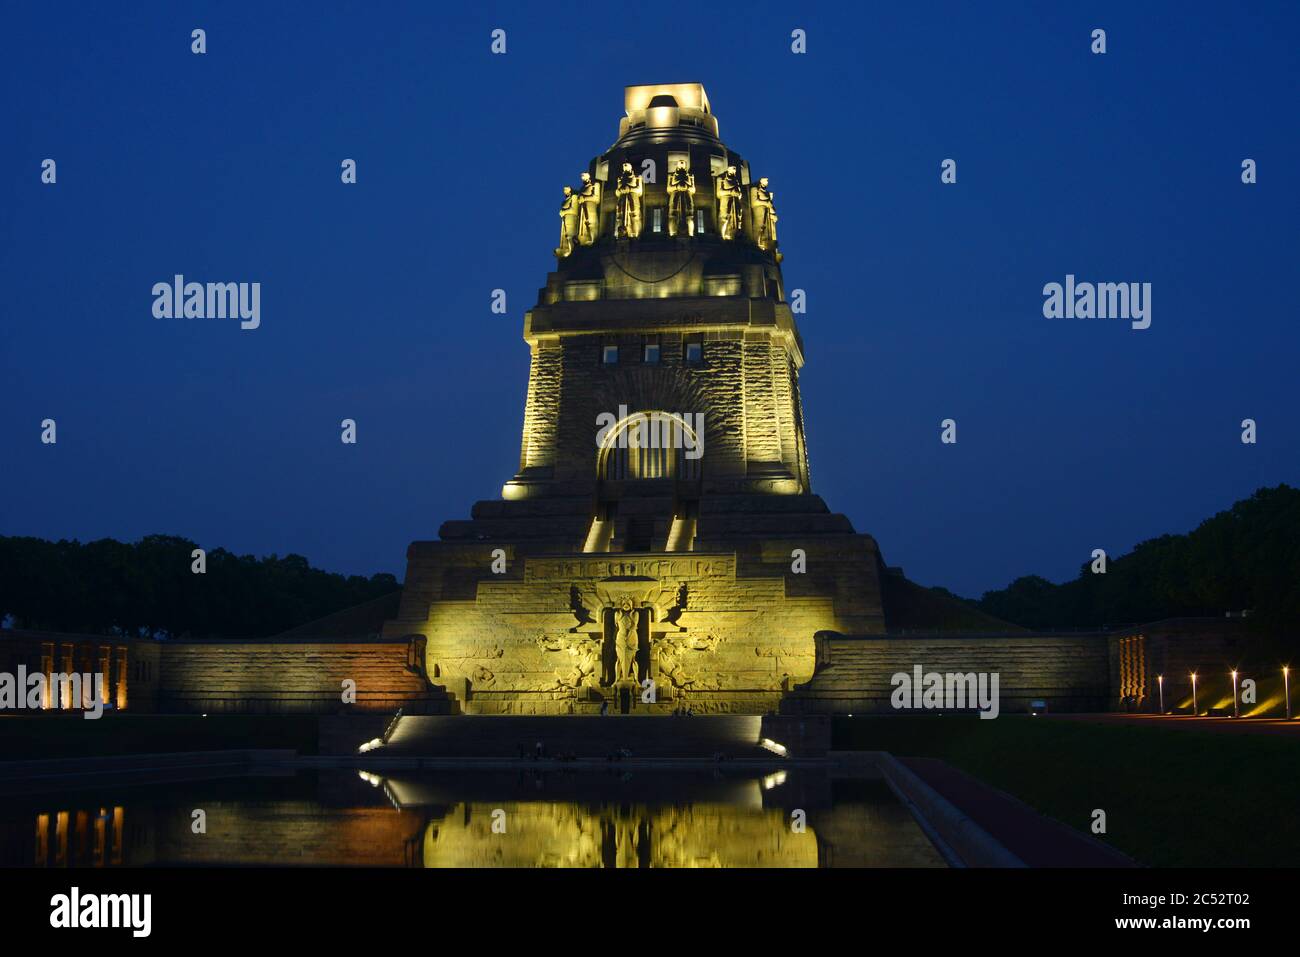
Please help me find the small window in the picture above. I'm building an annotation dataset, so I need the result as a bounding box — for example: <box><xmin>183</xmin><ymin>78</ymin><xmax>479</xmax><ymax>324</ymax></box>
<box><xmin>652</xmin><ymin>208</ymin><xmax>663</xmax><ymax>234</ymax></box>
<box><xmin>602</xmin><ymin>345</ymin><xmax>619</xmax><ymax>365</ymax></box>
<box><xmin>644</xmin><ymin>341</ymin><xmax>660</xmax><ymax>364</ymax></box>
<box><xmin>684</xmin><ymin>340</ymin><xmax>703</xmax><ymax>364</ymax></box>
<box><xmin>695</xmin><ymin>210</ymin><xmax>706</xmax><ymax>234</ymax></box>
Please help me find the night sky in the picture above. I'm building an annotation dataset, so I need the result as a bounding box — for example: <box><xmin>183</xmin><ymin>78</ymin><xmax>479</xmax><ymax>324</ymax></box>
<box><xmin>2</xmin><ymin>2</ymin><xmax>1296</xmax><ymax>599</ymax></box>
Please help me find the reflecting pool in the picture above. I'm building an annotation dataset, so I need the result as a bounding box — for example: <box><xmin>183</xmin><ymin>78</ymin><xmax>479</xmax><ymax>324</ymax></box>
<box><xmin>0</xmin><ymin>768</ymin><xmax>945</xmax><ymax>868</ymax></box>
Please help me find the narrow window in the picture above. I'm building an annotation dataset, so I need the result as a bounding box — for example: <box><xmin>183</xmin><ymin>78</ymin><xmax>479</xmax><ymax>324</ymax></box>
<box><xmin>684</xmin><ymin>339</ymin><xmax>703</xmax><ymax>364</ymax></box>
<box><xmin>652</xmin><ymin>208</ymin><xmax>663</xmax><ymax>233</ymax></box>
<box><xmin>643</xmin><ymin>339</ymin><xmax>660</xmax><ymax>364</ymax></box>
<box><xmin>602</xmin><ymin>345</ymin><xmax>619</xmax><ymax>365</ymax></box>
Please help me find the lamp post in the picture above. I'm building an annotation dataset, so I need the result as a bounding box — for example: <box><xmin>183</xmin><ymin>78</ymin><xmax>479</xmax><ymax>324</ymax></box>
<box><xmin>1285</xmin><ymin>666</ymin><xmax>1292</xmax><ymax>720</ymax></box>
<box><xmin>1191</xmin><ymin>672</ymin><xmax>1198</xmax><ymax>716</ymax></box>
<box><xmin>1231</xmin><ymin>670</ymin><xmax>1239</xmax><ymax>719</ymax></box>
<box><xmin>1157</xmin><ymin>674</ymin><xmax>1164</xmax><ymax>714</ymax></box>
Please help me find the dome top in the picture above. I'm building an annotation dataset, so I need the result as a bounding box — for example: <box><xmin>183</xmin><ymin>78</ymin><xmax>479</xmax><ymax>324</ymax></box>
<box><xmin>618</xmin><ymin>83</ymin><xmax>719</xmax><ymax>143</ymax></box>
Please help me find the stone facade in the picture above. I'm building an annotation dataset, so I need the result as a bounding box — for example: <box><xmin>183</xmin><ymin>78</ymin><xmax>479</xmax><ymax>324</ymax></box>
<box><xmin>149</xmin><ymin>638</ymin><xmax>439</xmax><ymax>714</ymax></box>
<box><xmin>783</xmin><ymin>633</ymin><xmax>1113</xmax><ymax>714</ymax></box>
<box><xmin>0</xmin><ymin>630</ymin><xmax>436</xmax><ymax>715</ymax></box>
<box><xmin>381</xmin><ymin>84</ymin><xmax>887</xmax><ymax>714</ymax></box>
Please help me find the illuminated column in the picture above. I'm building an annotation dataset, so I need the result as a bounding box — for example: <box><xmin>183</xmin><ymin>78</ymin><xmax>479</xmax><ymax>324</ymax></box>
<box><xmin>60</xmin><ymin>644</ymin><xmax>74</xmax><ymax>709</ymax></box>
<box><xmin>115</xmin><ymin>647</ymin><xmax>128</xmax><ymax>710</ymax></box>
<box><xmin>40</xmin><ymin>643</ymin><xmax>53</xmax><ymax>710</ymax></box>
<box><xmin>97</xmin><ymin>645</ymin><xmax>111</xmax><ymax>710</ymax></box>
<box><xmin>112</xmin><ymin>807</ymin><xmax>125</xmax><ymax>866</ymax></box>
<box><xmin>34</xmin><ymin>813</ymin><xmax>49</xmax><ymax>867</ymax></box>
<box><xmin>94</xmin><ymin>807</ymin><xmax>107</xmax><ymax>865</ymax></box>
<box><xmin>55</xmin><ymin>811</ymin><xmax>68</xmax><ymax>867</ymax></box>
<box><xmin>74</xmin><ymin>811</ymin><xmax>89</xmax><ymax>866</ymax></box>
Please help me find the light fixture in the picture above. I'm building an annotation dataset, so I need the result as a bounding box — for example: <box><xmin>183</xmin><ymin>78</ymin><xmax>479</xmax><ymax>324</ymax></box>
<box><xmin>1285</xmin><ymin>666</ymin><xmax>1292</xmax><ymax>720</ymax></box>
<box><xmin>1157</xmin><ymin>674</ymin><xmax>1164</xmax><ymax>714</ymax></box>
<box><xmin>1191</xmin><ymin>672</ymin><xmax>1198</xmax><ymax>716</ymax></box>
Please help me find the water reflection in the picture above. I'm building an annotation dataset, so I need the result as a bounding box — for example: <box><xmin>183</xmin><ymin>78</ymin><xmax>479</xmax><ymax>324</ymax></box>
<box><xmin>0</xmin><ymin>769</ymin><xmax>943</xmax><ymax>868</ymax></box>
<box><xmin>419</xmin><ymin>802</ymin><xmax>818</xmax><ymax>868</ymax></box>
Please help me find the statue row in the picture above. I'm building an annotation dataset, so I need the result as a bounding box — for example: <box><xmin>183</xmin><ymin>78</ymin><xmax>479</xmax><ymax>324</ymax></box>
<box><xmin>556</xmin><ymin>163</ymin><xmax>778</xmax><ymax>256</ymax></box>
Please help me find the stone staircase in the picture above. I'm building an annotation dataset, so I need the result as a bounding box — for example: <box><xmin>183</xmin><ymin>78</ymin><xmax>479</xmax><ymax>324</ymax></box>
<box><xmin>378</xmin><ymin>714</ymin><xmax>772</xmax><ymax>759</ymax></box>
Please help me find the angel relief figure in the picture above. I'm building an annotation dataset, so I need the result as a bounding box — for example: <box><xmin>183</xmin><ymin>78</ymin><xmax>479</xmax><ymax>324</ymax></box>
<box><xmin>614</xmin><ymin>598</ymin><xmax>640</xmax><ymax>681</ymax></box>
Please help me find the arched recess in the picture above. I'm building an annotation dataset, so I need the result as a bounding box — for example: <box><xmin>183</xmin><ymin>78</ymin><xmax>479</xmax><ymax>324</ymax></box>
<box><xmin>584</xmin><ymin>410</ymin><xmax>702</xmax><ymax>553</ymax></box>
<box><xmin>597</xmin><ymin>410</ymin><xmax>702</xmax><ymax>482</ymax></box>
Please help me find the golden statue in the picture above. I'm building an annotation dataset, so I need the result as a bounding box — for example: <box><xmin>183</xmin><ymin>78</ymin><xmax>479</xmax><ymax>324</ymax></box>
<box><xmin>666</xmin><ymin>160</ymin><xmax>695</xmax><ymax>237</ymax></box>
<box><xmin>749</xmin><ymin>176</ymin><xmax>778</xmax><ymax>251</ymax></box>
<box><xmin>577</xmin><ymin>172</ymin><xmax>602</xmax><ymax>246</ymax></box>
<box><xmin>715</xmin><ymin>165</ymin><xmax>743</xmax><ymax>240</ymax></box>
<box><xmin>614</xmin><ymin>162</ymin><xmax>644</xmax><ymax>239</ymax></box>
<box><xmin>556</xmin><ymin>185</ymin><xmax>580</xmax><ymax>258</ymax></box>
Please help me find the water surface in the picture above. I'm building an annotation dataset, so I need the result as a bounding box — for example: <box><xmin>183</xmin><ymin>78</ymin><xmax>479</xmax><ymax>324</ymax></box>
<box><xmin>1</xmin><ymin>768</ymin><xmax>944</xmax><ymax>868</ymax></box>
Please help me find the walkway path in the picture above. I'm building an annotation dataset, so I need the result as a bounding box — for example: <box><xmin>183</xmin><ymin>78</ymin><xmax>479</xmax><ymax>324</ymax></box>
<box><xmin>1047</xmin><ymin>713</ymin><xmax>1298</xmax><ymax>736</ymax></box>
<box><xmin>898</xmin><ymin>756</ymin><xmax>1136</xmax><ymax>867</ymax></box>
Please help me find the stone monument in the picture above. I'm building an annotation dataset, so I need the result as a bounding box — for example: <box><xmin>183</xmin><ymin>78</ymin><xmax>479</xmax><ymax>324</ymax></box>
<box><xmin>383</xmin><ymin>84</ymin><xmax>886</xmax><ymax>714</ymax></box>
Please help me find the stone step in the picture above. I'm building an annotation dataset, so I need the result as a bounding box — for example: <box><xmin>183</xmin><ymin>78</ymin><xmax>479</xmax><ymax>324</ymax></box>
<box><xmin>379</xmin><ymin>714</ymin><xmax>775</xmax><ymax>759</ymax></box>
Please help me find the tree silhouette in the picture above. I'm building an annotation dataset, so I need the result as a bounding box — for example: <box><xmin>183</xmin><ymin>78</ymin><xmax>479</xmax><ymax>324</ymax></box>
<box><xmin>0</xmin><ymin>534</ymin><xmax>398</xmax><ymax>639</ymax></box>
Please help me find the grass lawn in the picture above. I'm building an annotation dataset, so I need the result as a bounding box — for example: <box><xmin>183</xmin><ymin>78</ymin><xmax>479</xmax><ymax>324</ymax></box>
<box><xmin>0</xmin><ymin>714</ymin><xmax>320</xmax><ymax>759</ymax></box>
<box><xmin>834</xmin><ymin>714</ymin><xmax>1300</xmax><ymax>867</ymax></box>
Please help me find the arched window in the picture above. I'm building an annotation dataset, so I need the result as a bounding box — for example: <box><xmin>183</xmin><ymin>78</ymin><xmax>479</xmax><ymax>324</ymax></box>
<box><xmin>598</xmin><ymin>411</ymin><xmax>702</xmax><ymax>482</ymax></box>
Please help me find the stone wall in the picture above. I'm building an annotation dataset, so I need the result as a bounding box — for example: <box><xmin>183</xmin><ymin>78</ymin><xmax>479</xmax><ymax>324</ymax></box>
<box><xmin>153</xmin><ymin>639</ymin><xmax>433</xmax><ymax>714</ymax></box>
<box><xmin>516</xmin><ymin>297</ymin><xmax>808</xmax><ymax>498</ymax></box>
<box><xmin>784</xmin><ymin>633</ymin><xmax>1112</xmax><ymax>714</ymax></box>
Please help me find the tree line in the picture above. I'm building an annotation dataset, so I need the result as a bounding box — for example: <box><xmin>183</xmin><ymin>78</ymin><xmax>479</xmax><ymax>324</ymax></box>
<box><xmin>2</xmin><ymin>486</ymin><xmax>1297</xmax><ymax>647</ymax></box>
<box><xmin>0</xmin><ymin>534</ymin><xmax>398</xmax><ymax>639</ymax></box>
<box><xmin>972</xmin><ymin>485</ymin><xmax>1300</xmax><ymax>651</ymax></box>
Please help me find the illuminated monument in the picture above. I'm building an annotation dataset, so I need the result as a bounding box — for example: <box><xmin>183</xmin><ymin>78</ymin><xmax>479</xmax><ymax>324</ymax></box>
<box><xmin>381</xmin><ymin>83</ymin><xmax>886</xmax><ymax>715</ymax></box>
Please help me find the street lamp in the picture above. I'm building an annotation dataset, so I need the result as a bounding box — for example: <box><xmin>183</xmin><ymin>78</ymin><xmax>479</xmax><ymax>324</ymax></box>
<box><xmin>1157</xmin><ymin>674</ymin><xmax>1164</xmax><ymax>714</ymax></box>
<box><xmin>1191</xmin><ymin>672</ymin><xmax>1198</xmax><ymax>716</ymax></box>
<box><xmin>1285</xmin><ymin>666</ymin><xmax>1292</xmax><ymax>720</ymax></box>
<box><xmin>1231</xmin><ymin>670</ymin><xmax>1239</xmax><ymax>718</ymax></box>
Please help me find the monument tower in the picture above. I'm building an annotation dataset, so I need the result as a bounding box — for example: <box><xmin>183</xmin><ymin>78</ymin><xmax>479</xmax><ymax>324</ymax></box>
<box><xmin>383</xmin><ymin>84</ymin><xmax>886</xmax><ymax>714</ymax></box>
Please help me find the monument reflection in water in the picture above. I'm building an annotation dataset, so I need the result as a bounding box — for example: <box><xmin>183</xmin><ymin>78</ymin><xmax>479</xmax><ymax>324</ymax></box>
<box><xmin>385</xmin><ymin>772</ymin><xmax>817</xmax><ymax>868</ymax></box>
<box><xmin>4</xmin><ymin>769</ymin><xmax>944</xmax><ymax>868</ymax></box>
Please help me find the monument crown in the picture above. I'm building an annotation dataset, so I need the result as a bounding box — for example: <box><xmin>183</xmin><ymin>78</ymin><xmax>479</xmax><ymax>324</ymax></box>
<box><xmin>619</xmin><ymin>82</ymin><xmax>719</xmax><ymax>140</ymax></box>
<box><xmin>550</xmin><ymin>82</ymin><xmax>784</xmax><ymax>301</ymax></box>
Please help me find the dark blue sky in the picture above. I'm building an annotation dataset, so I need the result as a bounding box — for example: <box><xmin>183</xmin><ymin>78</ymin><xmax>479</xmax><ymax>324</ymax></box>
<box><xmin>2</xmin><ymin>2</ymin><xmax>1296</xmax><ymax>599</ymax></box>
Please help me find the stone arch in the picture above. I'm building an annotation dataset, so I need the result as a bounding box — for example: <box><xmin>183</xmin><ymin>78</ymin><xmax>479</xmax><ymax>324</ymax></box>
<box><xmin>597</xmin><ymin>410</ymin><xmax>702</xmax><ymax>481</ymax></box>
<box><xmin>589</xmin><ymin>366</ymin><xmax>725</xmax><ymax>473</ymax></box>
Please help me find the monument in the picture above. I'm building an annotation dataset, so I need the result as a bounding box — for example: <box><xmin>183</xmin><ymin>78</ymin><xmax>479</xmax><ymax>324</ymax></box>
<box><xmin>382</xmin><ymin>83</ymin><xmax>887</xmax><ymax>714</ymax></box>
